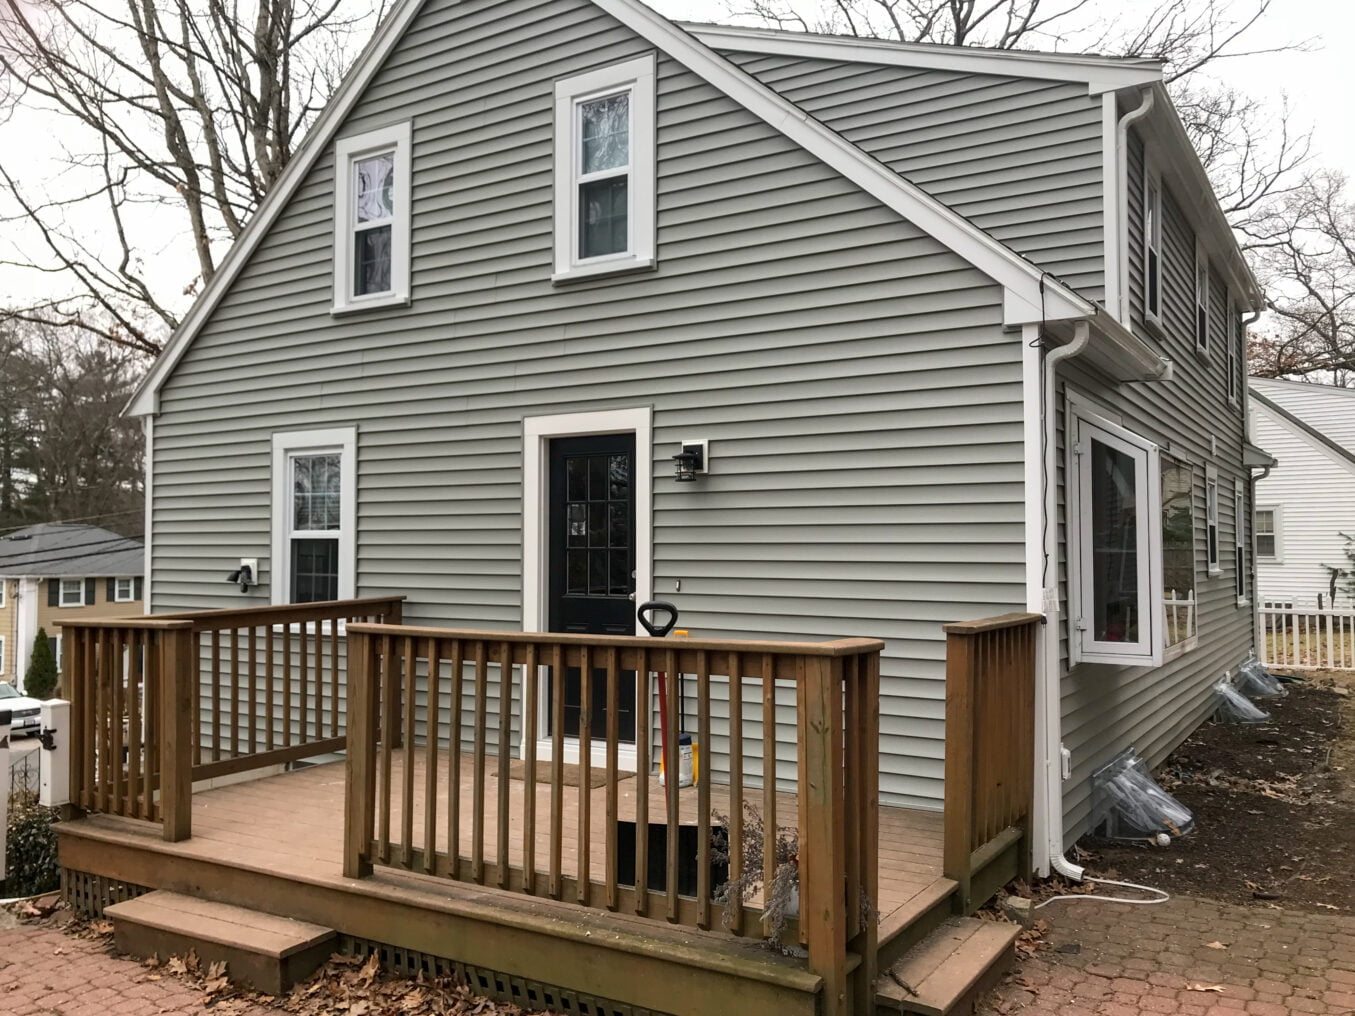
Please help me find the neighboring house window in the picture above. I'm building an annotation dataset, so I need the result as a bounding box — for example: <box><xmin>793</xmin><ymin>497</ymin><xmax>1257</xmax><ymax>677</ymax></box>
<box><xmin>1160</xmin><ymin>454</ymin><xmax>1196</xmax><ymax>650</ymax></box>
<box><xmin>1144</xmin><ymin>175</ymin><xmax>1163</xmax><ymax>324</ymax></box>
<box><xmin>1070</xmin><ymin>404</ymin><xmax>1164</xmax><ymax>666</ymax></box>
<box><xmin>0</xmin><ymin>581</ymin><xmax>6</xmax><ymax>609</ymax></box>
<box><xmin>59</xmin><ymin>579</ymin><xmax>86</xmax><ymax>607</ymax></box>
<box><xmin>1234</xmin><ymin>480</ymin><xmax>1247</xmax><ymax>603</ymax></box>
<box><xmin>1194</xmin><ymin>245</ymin><xmax>1208</xmax><ymax>356</ymax></box>
<box><xmin>271</xmin><ymin>428</ymin><xmax>357</xmax><ymax>605</ymax></box>
<box><xmin>1205</xmin><ymin>467</ymin><xmax>1221</xmax><ymax>576</ymax></box>
<box><xmin>1256</xmin><ymin>506</ymin><xmax>1280</xmax><ymax>561</ymax></box>
<box><xmin>114</xmin><ymin>577</ymin><xmax>135</xmax><ymax>602</ymax></box>
<box><xmin>0</xmin><ymin>635</ymin><xmax>5</xmax><ymax>674</ymax></box>
<box><xmin>332</xmin><ymin>122</ymin><xmax>412</xmax><ymax>314</ymax></box>
<box><xmin>552</xmin><ymin>54</ymin><xmax>656</xmax><ymax>282</ymax></box>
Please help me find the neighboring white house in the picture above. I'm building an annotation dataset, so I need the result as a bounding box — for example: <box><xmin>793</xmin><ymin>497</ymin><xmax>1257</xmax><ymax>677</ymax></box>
<box><xmin>1248</xmin><ymin>378</ymin><xmax>1355</xmax><ymax>606</ymax></box>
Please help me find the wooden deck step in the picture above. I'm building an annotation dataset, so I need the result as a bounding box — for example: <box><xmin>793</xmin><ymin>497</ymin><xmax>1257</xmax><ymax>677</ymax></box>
<box><xmin>875</xmin><ymin>917</ymin><xmax>1019</xmax><ymax>1016</ymax></box>
<box><xmin>105</xmin><ymin>890</ymin><xmax>336</xmax><ymax>994</ymax></box>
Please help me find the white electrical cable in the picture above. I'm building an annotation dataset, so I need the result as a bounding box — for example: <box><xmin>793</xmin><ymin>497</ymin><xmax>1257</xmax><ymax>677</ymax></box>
<box><xmin>1033</xmin><ymin>874</ymin><xmax>1171</xmax><ymax>909</ymax></box>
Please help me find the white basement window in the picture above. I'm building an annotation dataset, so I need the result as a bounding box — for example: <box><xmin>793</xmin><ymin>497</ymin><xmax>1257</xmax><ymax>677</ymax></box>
<box><xmin>553</xmin><ymin>54</ymin><xmax>656</xmax><ymax>282</ymax></box>
<box><xmin>271</xmin><ymin>428</ymin><xmax>357</xmax><ymax>605</ymax></box>
<box><xmin>1144</xmin><ymin>175</ymin><xmax>1163</xmax><ymax>326</ymax></box>
<box><xmin>1206</xmin><ymin>466</ymin><xmax>1221</xmax><ymax>576</ymax></box>
<box><xmin>332</xmin><ymin>122</ymin><xmax>412</xmax><ymax>314</ymax></box>
<box><xmin>1070</xmin><ymin>405</ymin><xmax>1164</xmax><ymax>666</ymax></box>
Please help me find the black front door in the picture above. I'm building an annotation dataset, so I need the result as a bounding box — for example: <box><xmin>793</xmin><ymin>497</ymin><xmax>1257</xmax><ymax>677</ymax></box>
<box><xmin>547</xmin><ymin>433</ymin><xmax>637</xmax><ymax>742</ymax></box>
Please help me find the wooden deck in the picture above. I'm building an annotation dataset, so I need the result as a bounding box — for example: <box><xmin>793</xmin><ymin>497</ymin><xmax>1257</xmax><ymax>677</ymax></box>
<box><xmin>58</xmin><ymin>758</ymin><xmax>955</xmax><ymax>1016</ymax></box>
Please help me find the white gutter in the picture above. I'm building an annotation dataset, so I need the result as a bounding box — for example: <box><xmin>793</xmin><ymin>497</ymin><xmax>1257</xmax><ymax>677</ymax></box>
<box><xmin>1037</xmin><ymin>320</ymin><xmax>1092</xmax><ymax>881</ymax></box>
<box><xmin>1114</xmin><ymin>87</ymin><xmax>1155</xmax><ymax>325</ymax></box>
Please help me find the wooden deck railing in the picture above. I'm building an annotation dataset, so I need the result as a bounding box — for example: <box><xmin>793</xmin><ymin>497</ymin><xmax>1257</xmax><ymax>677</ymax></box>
<box><xmin>343</xmin><ymin>625</ymin><xmax>881</xmax><ymax>1016</ymax></box>
<box><xmin>942</xmin><ymin>612</ymin><xmax>1040</xmax><ymax>912</ymax></box>
<box><xmin>60</xmin><ymin>596</ymin><xmax>405</xmax><ymax>841</ymax></box>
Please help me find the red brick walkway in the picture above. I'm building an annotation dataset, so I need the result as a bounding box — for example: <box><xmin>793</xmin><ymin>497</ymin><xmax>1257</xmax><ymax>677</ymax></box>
<box><xmin>0</xmin><ymin>921</ymin><xmax>283</xmax><ymax>1016</ymax></box>
<box><xmin>983</xmin><ymin>895</ymin><xmax>1355</xmax><ymax>1015</ymax></box>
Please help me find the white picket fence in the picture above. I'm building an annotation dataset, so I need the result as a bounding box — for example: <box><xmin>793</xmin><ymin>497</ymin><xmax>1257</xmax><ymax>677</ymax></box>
<box><xmin>1164</xmin><ymin>588</ymin><xmax>1196</xmax><ymax>646</ymax></box>
<box><xmin>1258</xmin><ymin>599</ymin><xmax>1355</xmax><ymax>671</ymax></box>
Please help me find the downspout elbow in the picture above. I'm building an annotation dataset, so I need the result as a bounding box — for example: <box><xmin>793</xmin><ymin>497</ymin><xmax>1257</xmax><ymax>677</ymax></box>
<box><xmin>1052</xmin><ymin>852</ymin><xmax>1085</xmax><ymax>882</ymax></box>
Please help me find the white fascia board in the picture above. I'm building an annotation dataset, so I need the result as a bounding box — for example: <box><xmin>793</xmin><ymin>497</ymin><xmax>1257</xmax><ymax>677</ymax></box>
<box><xmin>124</xmin><ymin>0</ymin><xmax>427</xmax><ymax>419</ymax></box>
<box><xmin>686</xmin><ymin>24</ymin><xmax>1164</xmax><ymax>95</ymax></box>
<box><xmin>602</xmin><ymin>0</ymin><xmax>1095</xmax><ymax>326</ymax></box>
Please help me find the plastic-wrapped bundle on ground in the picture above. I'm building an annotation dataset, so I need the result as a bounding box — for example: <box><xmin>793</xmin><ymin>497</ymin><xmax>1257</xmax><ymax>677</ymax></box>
<box><xmin>1237</xmin><ymin>657</ymin><xmax>1285</xmax><ymax>698</ymax></box>
<box><xmin>1215</xmin><ymin>679</ymin><xmax>1271</xmax><ymax>724</ymax></box>
<box><xmin>1091</xmin><ymin>750</ymin><xmax>1195</xmax><ymax>842</ymax></box>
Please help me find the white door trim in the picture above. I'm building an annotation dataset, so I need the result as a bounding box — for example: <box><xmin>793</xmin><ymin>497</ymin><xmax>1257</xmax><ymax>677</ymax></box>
<box><xmin>521</xmin><ymin>407</ymin><xmax>653</xmax><ymax>770</ymax></box>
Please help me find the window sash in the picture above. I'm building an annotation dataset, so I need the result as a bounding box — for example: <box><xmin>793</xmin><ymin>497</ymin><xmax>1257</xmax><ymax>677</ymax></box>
<box><xmin>1194</xmin><ymin>252</ymin><xmax>1209</xmax><ymax>352</ymax></box>
<box><xmin>1074</xmin><ymin>411</ymin><xmax>1161</xmax><ymax>664</ymax></box>
<box><xmin>272</xmin><ymin>428</ymin><xmax>356</xmax><ymax>607</ymax></box>
<box><xmin>573</xmin><ymin>90</ymin><xmax>633</xmax><ymax>263</ymax></box>
<box><xmin>59</xmin><ymin>579</ymin><xmax>84</xmax><ymax>607</ymax></box>
<box><xmin>114</xmin><ymin>577</ymin><xmax>135</xmax><ymax>602</ymax></box>
<box><xmin>1234</xmin><ymin>482</ymin><xmax>1247</xmax><ymax>600</ymax></box>
<box><xmin>1145</xmin><ymin>180</ymin><xmax>1163</xmax><ymax>320</ymax></box>
<box><xmin>1206</xmin><ymin>477</ymin><xmax>1220</xmax><ymax>573</ymax></box>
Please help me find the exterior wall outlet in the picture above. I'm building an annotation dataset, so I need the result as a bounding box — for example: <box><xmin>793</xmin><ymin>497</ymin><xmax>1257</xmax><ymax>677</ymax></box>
<box><xmin>1059</xmin><ymin>745</ymin><xmax>1073</xmax><ymax>781</ymax></box>
<box><xmin>240</xmin><ymin>558</ymin><xmax>259</xmax><ymax>585</ymax></box>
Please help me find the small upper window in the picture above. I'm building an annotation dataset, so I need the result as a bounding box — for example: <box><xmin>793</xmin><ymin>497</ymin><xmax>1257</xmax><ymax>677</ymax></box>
<box><xmin>1194</xmin><ymin>245</ymin><xmax>1209</xmax><ymax>356</ymax></box>
<box><xmin>114</xmin><ymin>577</ymin><xmax>136</xmax><ymax>602</ymax></box>
<box><xmin>332</xmin><ymin>123</ymin><xmax>412</xmax><ymax>314</ymax></box>
<box><xmin>1144</xmin><ymin>177</ymin><xmax>1163</xmax><ymax>324</ymax></box>
<box><xmin>553</xmin><ymin>54</ymin><xmax>656</xmax><ymax>282</ymax></box>
<box><xmin>59</xmin><ymin>579</ymin><xmax>85</xmax><ymax>607</ymax></box>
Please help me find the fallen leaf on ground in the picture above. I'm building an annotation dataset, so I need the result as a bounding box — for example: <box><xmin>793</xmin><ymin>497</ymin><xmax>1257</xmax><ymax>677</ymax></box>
<box><xmin>1205</xmin><ymin>941</ymin><xmax>1228</xmax><ymax>949</ymax></box>
<box><xmin>1186</xmin><ymin>984</ymin><xmax>1225</xmax><ymax>993</ymax></box>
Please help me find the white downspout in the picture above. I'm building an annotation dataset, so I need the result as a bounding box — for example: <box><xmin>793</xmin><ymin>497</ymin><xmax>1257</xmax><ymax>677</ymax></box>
<box><xmin>1039</xmin><ymin>320</ymin><xmax>1092</xmax><ymax>881</ymax></box>
<box><xmin>1115</xmin><ymin>88</ymin><xmax>1155</xmax><ymax>324</ymax></box>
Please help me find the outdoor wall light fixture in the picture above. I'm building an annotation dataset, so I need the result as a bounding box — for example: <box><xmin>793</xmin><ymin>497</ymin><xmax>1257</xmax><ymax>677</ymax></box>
<box><xmin>225</xmin><ymin>559</ymin><xmax>256</xmax><ymax>592</ymax></box>
<box><xmin>672</xmin><ymin>439</ymin><xmax>708</xmax><ymax>482</ymax></box>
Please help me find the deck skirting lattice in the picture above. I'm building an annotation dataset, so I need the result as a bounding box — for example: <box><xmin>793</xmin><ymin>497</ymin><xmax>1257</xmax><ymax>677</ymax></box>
<box><xmin>337</xmin><ymin>934</ymin><xmax>672</xmax><ymax>1016</ymax></box>
<box><xmin>62</xmin><ymin>867</ymin><xmax>153</xmax><ymax>919</ymax></box>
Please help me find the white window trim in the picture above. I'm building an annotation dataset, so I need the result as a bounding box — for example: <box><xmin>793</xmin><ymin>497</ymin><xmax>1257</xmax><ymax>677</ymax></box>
<box><xmin>552</xmin><ymin>54</ymin><xmax>657</xmax><ymax>283</ymax></box>
<box><xmin>1194</xmin><ymin>240</ymin><xmax>1210</xmax><ymax>358</ymax></box>
<box><xmin>59</xmin><ymin>578</ymin><xmax>86</xmax><ymax>607</ymax></box>
<box><xmin>1234</xmin><ymin>478</ymin><xmax>1249</xmax><ymax>605</ymax></box>
<box><xmin>0</xmin><ymin>581</ymin><xmax>6</xmax><ymax>609</ymax></box>
<box><xmin>521</xmin><ymin>407</ymin><xmax>653</xmax><ymax>772</ymax></box>
<box><xmin>1067</xmin><ymin>404</ymin><xmax>1164</xmax><ymax>667</ymax></box>
<box><xmin>271</xmin><ymin>427</ymin><xmax>358</xmax><ymax>607</ymax></box>
<box><xmin>1205</xmin><ymin>465</ymin><xmax>1221</xmax><ymax>577</ymax></box>
<box><xmin>1255</xmin><ymin>504</ymin><xmax>1282</xmax><ymax>564</ymax></box>
<box><xmin>0</xmin><ymin>635</ymin><xmax>5</xmax><ymax>674</ymax></box>
<box><xmin>332</xmin><ymin>122</ymin><xmax>412</xmax><ymax>315</ymax></box>
<box><xmin>113</xmin><ymin>577</ymin><xmax>136</xmax><ymax>603</ymax></box>
<box><xmin>51</xmin><ymin>635</ymin><xmax>61</xmax><ymax>669</ymax></box>
<box><xmin>1143</xmin><ymin>168</ymin><xmax>1163</xmax><ymax>328</ymax></box>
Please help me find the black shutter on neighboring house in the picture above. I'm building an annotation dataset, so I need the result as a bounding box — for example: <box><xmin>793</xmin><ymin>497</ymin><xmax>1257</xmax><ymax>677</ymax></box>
<box><xmin>134</xmin><ymin>577</ymin><xmax>144</xmax><ymax>600</ymax></box>
<box><xmin>47</xmin><ymin>580</ymin><xmax>59</xmax><ymax>607</ymax></box>
<box><xmin>84</xmin><ymin>578</ymin><xmax>95</xmax><ymax>605</ymax></box>
<box><xmin>106</xmin><ymin>578</ymin><xmax>116</xmax><ymax>602</ymax></box>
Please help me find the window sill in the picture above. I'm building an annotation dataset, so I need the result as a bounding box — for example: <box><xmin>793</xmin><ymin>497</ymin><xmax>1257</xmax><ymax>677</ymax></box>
<box><xmin>331</xmin><ymin>292</ymin><xmax>411</xmax><ymax>316</ymax></box>
<box><xmin>1163</xmin><ymin>636</ymin><xmax>1199</xmax><ymax>663</ymax></box>
<box><xmin>1194</xmin><ymin>345</ymin><xmax>1212</xmax><ymax>364</ymax></box>
<box><xmin>1237</xmin><ymin>597</ymin><xmax>1251</xmax><ymax>608</ymax></box>
<box><xmin>1208</xmin><ymin>567</ymin><xmax>1223</xmax><ymax>578</ymax></box>
<box><xmin>552</xmin><ymin>256</ymin><xmax>656</xmax><ymax>285</ymax></box>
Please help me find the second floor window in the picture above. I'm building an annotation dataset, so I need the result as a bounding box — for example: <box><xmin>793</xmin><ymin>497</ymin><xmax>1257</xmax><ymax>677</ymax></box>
<box><xmin>553</xmin><ymin>55</ymin><xmax>656</xmax><ymax>282</ymax></box>
<box><xmin>1144</xmin><ymin>177</ymin><xmax>1163</xmax><ymax>324</ymax></box>
<box><xmin>332</xmin><ymin>123</ymin><xmax>412</xmax><ymax>314</ymax></box>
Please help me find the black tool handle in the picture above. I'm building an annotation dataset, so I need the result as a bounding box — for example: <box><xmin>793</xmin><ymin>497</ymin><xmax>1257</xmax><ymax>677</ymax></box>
<box><xmin>637</xmin><ymin>600</ymin><xmax>679</xmax><ymax>638</ymax></box>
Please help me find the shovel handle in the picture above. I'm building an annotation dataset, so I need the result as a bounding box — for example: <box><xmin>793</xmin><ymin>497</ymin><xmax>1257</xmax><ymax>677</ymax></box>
<box><xmin>637</xmin><ymin>600</ymin><xmax>678</xmax><ymax>638</ymax></box>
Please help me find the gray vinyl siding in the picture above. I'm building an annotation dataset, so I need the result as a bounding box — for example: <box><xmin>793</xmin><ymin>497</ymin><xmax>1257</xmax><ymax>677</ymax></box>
<box><xmin>1055</xmin><ymin>124</ymin><xmax>1252</xmax><ymax>840</ymax></box>
<box><xmin>149</xmin><ymin>0</ymin><xmax>1025</xmax><ymax>810</ymax></box>
<box><xmin>720</xmin><ymin>52</ymin><xmax>1106</xmax><ymax>301</ymax></box>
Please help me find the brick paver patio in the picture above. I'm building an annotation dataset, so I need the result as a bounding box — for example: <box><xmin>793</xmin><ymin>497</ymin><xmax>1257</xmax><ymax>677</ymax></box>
<box><xmin>983</xmin><ymin>894</ymin><xmax>1355</xmax><ymax>1015</ymax></box>
<box><xmin>0</xmin><ymin>920</ymin><xmax>283</xmax><ymax>1016</ymax></box>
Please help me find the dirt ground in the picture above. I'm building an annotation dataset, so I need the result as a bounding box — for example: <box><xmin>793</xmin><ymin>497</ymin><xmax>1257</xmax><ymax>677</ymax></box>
<box><xmin>1084</xmin><ymin>668</ymin><xmax>1355</xmax><ymax>915</ymax></box>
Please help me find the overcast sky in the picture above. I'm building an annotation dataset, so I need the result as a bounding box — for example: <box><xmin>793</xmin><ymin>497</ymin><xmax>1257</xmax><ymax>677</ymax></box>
<box><xmin>1</xmin><ymin>0</ymin><xmax>1351</xmax><ymax>313</ymax></box>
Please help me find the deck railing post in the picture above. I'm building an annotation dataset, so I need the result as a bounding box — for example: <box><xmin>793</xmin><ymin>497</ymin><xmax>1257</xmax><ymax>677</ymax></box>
<box><xmin>846</xmin><ymin>648</ymin><xmax>881</xmax><ymax>1009</ymax></box>
<box><xmin>942</xmin><ymin>626</ymin><xmax>977</xmax><ymax>913</ymax></box>
<box><xmin>801</xmin><ymin>654</ymin><xmax>849</xmax><ymax>1016</ymax></box>
<box><xmin>159</xmin><ymin>624</ymin><xmax>196</xmax><ymax>842</ymax></box>
<box><xmin>344</xmin><ymin>629</ymin><xmax>377</xmax><ymax>879</ymax></box>
<box><xmin>60</xmin><ymin>627</ymin><xmax>86</xmax><ymax>821</ymax></box>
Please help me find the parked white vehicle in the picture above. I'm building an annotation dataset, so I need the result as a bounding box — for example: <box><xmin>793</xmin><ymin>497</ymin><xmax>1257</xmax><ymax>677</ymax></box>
<box><xmin>0</xmin><ymin>682</ymin><xmax>43</xmax><ymax>737</ymax></box>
